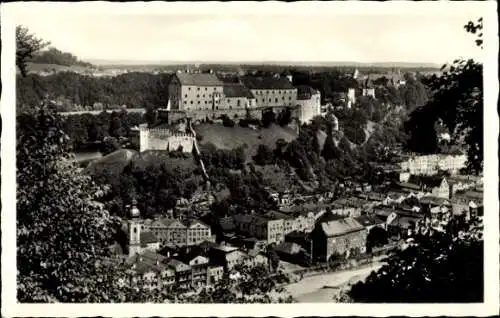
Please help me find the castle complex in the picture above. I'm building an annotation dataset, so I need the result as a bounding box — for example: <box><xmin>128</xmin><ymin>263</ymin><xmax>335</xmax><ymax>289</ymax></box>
<box><xmin>166</xmin><ymin>72</ymin><xmax>320</xmax><ymax>124</ymax></box>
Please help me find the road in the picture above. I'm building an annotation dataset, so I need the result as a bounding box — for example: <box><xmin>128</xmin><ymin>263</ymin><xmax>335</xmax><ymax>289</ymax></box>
<box><xmin>284</xmin><ymin>262</ymin><xmax>384</xmax><ymax>302</ymax></box>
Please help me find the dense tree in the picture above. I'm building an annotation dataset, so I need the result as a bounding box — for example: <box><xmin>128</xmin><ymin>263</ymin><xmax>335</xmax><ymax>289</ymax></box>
<box><xmin>366</xmin><ymin>227</ymin><xmax>389</xmax><ymax>253</ymax></box>
<box><xmin>404</xmin><ymin>18</ymin><xmax>483</xmax><ymax>173</ymax></box>
<box><xmin>262</xmin><ymin>110</ymin><xmax>276</xmax><ymax>128</ymax></box>
<box><xmin>30</xmin><ymin>47</ymin><xmax>93</xmax><ymax>67</ymax></box>
<box><xmin>17</xmin><ymin>72</ymin><xmax>173</xmax><ymax>113</ymax></box>
<box><xmin>347</xmin><ymin>215</ymin><xmax>483</xmax><ymax>302</ymax></box>
<box><xmin>253</xmin><ymin>144</ymin><xmax>275</xmax><ymax>165</ymax></box>
<box><xmin>16</xmin><ymin>25</ymin><xmax>50</xmax><ymax>77</ymax></box>
<box><xmin>17</xmin><ymin>102</ymin><xmax>139</xmax><ymax>301</ymax></box>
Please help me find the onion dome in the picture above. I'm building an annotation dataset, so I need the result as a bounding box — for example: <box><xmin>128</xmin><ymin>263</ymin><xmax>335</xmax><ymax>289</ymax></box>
<box><xmin>130</xmin><ymin>200</ymin><xmax>140</xmax><ymax>218</ymax></box>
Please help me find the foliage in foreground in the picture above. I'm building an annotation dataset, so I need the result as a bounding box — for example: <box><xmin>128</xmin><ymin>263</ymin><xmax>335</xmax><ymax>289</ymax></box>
<box><xmin>346</xmin><ymin>215</ymin><xmax>483</xmax><ymax>303</ymax></box>
<box><xmin>16</xmin><ymin>104</ymin><xmax>294</xmax><ymax>303</ymax></box>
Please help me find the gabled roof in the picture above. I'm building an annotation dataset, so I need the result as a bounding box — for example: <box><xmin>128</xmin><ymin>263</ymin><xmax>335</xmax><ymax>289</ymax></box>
<box><xmin>161</xmin><ymin>218</ymin><xmax>187</xmax><ymax>229</ymax></box>
<box><xmin>409</xmin><ymin>175</ymin><xmax>446</xmax><ymax>188</ymax></box>
<box><xmin>183</xmin><ymin>218</ymin><xmax>210</xmax><ymax>229</ymax></box>
<box><xmin>241</xmin><ymin>76</ymin><xmax>295</xmax><ymax>90</ymax></box>
<box><xmin>174</xmin><ymin>252</ymin><xmax>209</xmax><ymax>266</ymax></box>
<box><xmin>223</xmin><ymin>84</ymin><xmax>255</xmax><ymax>98</ymax></box>
<box><xmin>320</xmin><ymin>217</ymin><xmax>365</xmax><ymax>237</ymax></box>
<box><xmin>167</xmin><ymin>259</ymin><xmax>191</xmax><ymax>272</ymax></box>
<box><xmin>174</xmin><ymin>73</ymin><xmax>223</xmax><ymax>86</ymax></box>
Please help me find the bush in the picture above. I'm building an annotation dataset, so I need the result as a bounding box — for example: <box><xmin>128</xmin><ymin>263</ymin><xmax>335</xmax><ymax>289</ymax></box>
<box><xmin>222</xmin><ymin>116</ymin><xmax>235</xmax><ymax>127</ymax></box>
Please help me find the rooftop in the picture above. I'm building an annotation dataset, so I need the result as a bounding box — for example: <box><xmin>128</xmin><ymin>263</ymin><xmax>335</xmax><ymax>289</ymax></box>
<box><xmin>296</xmin><ymin>85</ymin><xmax>318</xmax><ymax>100</ymax></box>
<box><xmin>175</xmin><ymin>72</ymin><xmax>223</xmax><ymax>86</ymax></box>
<box><xmin>241</xmin><ymin>76</ymin><xmax>296</xmax><ymax>90</ymax></box>
<box><xmin>140</xmin><ymin>231</ymin><xmax>158</xmax><ymax>245</ymax></box>
<box><xmin>223</xmin><ymin>84</ymin><xmax>255</xmax><ymax>98</ymax></box>
<box><xmin>354</xmin><ymin>215</ymin><xmax>385</xmax><ymax>227</ymax></box>
<box><xmin>320</xmin><ymin>217</ymin><xmax>365</xmax><ymax>237</ymax></box>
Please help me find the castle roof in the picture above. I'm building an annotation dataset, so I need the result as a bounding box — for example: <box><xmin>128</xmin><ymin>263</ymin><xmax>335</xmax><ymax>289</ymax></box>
<box><xmin>223</xmin><ymin>84</ymin><xmax>255</xmax><ymax>98</ymax></box>
<box><xmin>241</xmin><ymin>76</ymin><xmax>295</xmax><ymax>90</ymax></box>
<box><xmin>175</xmin><ymin>73</ymin><xmax>223</xmax><ymax>86</ymax></box>
<box><xmin>296</xmin><ymin>85</ymin><xmax>318</xmax><ymax>100</ymax></box>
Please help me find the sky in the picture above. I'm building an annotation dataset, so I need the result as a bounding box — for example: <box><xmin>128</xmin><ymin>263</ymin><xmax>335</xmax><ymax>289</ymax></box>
<box><xmin>4</xmin><ymin>2</ymin><xmax>490</xmax><ymax>65</ymax></box>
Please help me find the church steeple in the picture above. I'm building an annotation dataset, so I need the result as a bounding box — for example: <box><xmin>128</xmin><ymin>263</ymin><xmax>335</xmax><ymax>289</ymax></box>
<box><xmin>128</xmin><ymin>199</ymin><xmax>142</xmax><ymax>256</ymax></box>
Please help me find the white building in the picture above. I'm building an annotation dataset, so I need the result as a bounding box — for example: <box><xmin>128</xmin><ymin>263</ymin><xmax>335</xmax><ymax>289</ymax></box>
<box><xmin>296</xmin><ymin>86</ymin><xmax>321</xmax><ymax>124</ymax></box>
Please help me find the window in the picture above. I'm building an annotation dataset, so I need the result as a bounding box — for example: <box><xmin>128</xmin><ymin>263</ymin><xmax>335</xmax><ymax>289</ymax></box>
<box><xmin>188</xmin><ymin>87</ymin><xmax>191</xmax><ymax>90</ymax></box>
<box><xmin>237</xmin><ymin>100</ymin><xmax>241</xmax><ymax>107</ymax></box>
<box><xmin>205</xmin><ymin>101</ymin><xmax>207</xmax><ymax>104</ymax></box>
<box><xmin>184</xmin><ymin>101</ymin><xmax>187</xmax><ymax>104</ymax></box>
<box><xmin>227</xmin><ymin>99</ymin><xmax>230</xmax><ymax>103</ymax></box>
<box><xmin>191</xmin><ymin>101</ymin><xmax>193</xmax><ymax>104</ymax></box>
<box><xmin>269</xmin><ymin>98</ymin><xmax>271</xmax><ymax>102</ymax></box>
<box><xmin>198</xmin><ymin>101</ymin><xmax>200</xmax><ymax>104</ymax></box>
<box><xmin>282</xmin><ymin>96</ymin><xmax>285</xmax><ymax>100</ymax></box>
<box><xmin>275</xmin><ymin>98</ymin><xmax>278</xmax><ymax>103</ymax></box>
<box><xmin>203</xmin><ymin>94</ymin><xmax>205</xmax><ymax>98</ymax></box>
<box><xmin>205</xmin><ymin>87</ymin><xmax>208</xmax><ymax>91</ymax></box>
<box><xmin>197</xmin><ymin>87</ymin><xmax>200</xmax><ymax>91</ymax></box>
<box><xmin>184</xmin><ymin>94</ymin><xmax>187</xmax><ymax>98</ymax></box>
<box><xmin>213</xmin><ymin>87</ymin><xmax>216</xmax><ymax>91</ymax></box>
<box><xmin>197</xmin><ymin>94</ymin><xmax>200</xmax><ymax>98</ymax></box>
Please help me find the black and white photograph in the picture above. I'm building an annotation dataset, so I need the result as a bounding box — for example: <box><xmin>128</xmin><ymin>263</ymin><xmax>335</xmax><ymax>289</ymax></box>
<box><xmin>1</xmin><ymin>1</ymin><xmax>498</xmax><ymax>316</ymax></box>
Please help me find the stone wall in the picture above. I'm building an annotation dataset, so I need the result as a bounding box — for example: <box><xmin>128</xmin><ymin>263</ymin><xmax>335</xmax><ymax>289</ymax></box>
<box><xmin>139</xmin><ymin>127</ymin><xmax>195</xmax><ymax>153</ymax></box>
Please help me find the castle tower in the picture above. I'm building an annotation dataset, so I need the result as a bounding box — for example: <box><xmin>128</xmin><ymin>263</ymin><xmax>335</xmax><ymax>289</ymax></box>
<box><xmin>347</xmin><ymin>88</ymin><xmax>356</xmax><ymax>109</ymax></box>
<box><xmin>128</xmin><ymin>200</ymin><xmax>142</xmax><ymax>257</ymax></box>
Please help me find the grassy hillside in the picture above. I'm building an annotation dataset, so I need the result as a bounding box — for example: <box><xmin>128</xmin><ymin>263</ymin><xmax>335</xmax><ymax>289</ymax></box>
<box><xmin>85</xmin><ymin>149</ymin><xmax>198</xmax><ymax>178</ymax></box>
<box><xmin>85</xmin><ymin>149</ymin><xmax>137</xmax><ymax>176</ymax></box>
<box><xmin>195</xmin><ymin>123</ymin><xmax>298</xmax><ymax>161</ymax></box>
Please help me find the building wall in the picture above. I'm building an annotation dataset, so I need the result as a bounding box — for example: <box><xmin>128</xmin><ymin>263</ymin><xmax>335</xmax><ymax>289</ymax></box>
<box><xmin>400</xmin><ymin>154</ymin><xmax>467</xmax><ymax>175</ymax></box>
<box><xmin>362</xmin><ymin>88</ymin><xmax>376</xmax><ymax>98</ymax></box>
<box><xmin>139</xmin><ymin>128</ymin><xmax>195</xmax><ymax>153</ymax></box>
<box><xmin>181</xmin><ymin>85</ymin><xmax>224</xmax><ymax>111</ymax></box>
<box><xmin>266</xmin><ymin>219</ymin><xmax>285</xmax><ymax>244</ymax></box>
<box><xmin>186</xmin><ymin>224</ymin><xmax>212</xmax><ymax>246</ymax></box>
<box><xmin>297</xmin><ymin>92</ymin><xmax>321</xmax><ymax>124</ymax></box>
<box><xmin>250</xmin><ymin>88</ymin><xmax>298</xmax><ymax>108</ymax></box>
<box><xmin>347</xmin><ymin>88</ymin><xmax>356</xmax><ymax>108</ymax></box>
<box><xmin>220</xmin><ymin>96</ymin><xmax>251</xmax><ymax>110</ymax></box>
<box><xmin>326</xmin><ymin>230</ymin><xmax>367</xmax><ymax>260</ymax></box>
<box><xmin>432</xmin><ymin>180</ymin><xmax>450</xmax><ymax>199</ymax></box>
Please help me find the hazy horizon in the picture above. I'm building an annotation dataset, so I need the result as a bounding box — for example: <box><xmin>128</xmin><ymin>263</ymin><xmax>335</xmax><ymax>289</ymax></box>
<box><xmin>85</xmin><ymin>59</ymin><xmax>442</xmax><ymax>68</ymax></box>
<box><xmin>6</xmin><ymin>2</ymin><xmax>487</xmax><ymax>65</ymax></box>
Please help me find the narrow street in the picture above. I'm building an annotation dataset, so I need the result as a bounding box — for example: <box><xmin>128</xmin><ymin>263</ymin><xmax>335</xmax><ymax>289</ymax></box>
<box><xmin>284</xmin><ymin>261</ymin><xmax>384</xmax><ymax>302</ymax></box>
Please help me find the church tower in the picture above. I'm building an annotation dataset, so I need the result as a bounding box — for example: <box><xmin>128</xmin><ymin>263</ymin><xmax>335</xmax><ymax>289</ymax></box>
<box><xmin>128</xmin><ymin>199</ymin><xmax>142</xmax><ymax>257</ymax></box>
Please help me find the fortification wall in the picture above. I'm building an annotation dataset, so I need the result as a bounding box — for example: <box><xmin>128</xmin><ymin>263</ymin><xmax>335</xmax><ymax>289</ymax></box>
<box><xmin>167</xmin><ymin>135</ymin><xmax>194</xmax><ymax>153</ymax></box>
<box><xmin>139</xmin><ymin>127</ymin><xmax>195</xmax><ymax>153</ymax></box>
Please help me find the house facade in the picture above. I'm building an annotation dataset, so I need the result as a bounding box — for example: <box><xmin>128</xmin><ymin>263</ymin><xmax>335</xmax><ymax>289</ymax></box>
<box><xmin>167</xmin><ymin>73</ymin><xmax>224</xmax><ymax>112</ymax></box>
<box><xmin>144</xmin><ymin>218</ymin><xmax>212</xmax><ymax>247</ymax></box>
<box><xmin>311</xmin><ymin>217</ymin><xmax>367</xmax><ymax>261</ymax></box>
<box><xmin>241</xmin><ymin>76</ymin><xmax>298</xmax><ymax>108</ymax></box>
